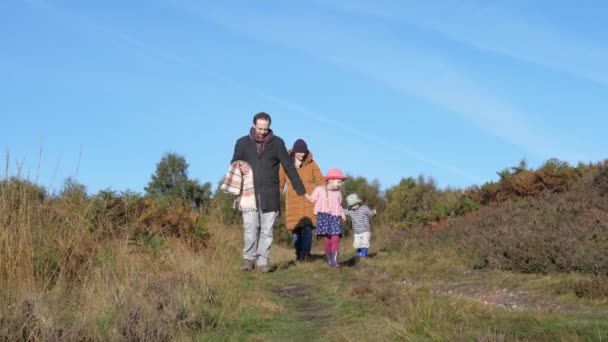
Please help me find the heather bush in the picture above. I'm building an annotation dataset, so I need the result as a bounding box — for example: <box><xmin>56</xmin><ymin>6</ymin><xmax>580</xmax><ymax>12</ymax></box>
<box><xmin>439</xmin><ymin>171</ymin><xmax>608</xmax><ymax>273</ymax></box>
<box><xmin>382</xmin><ymin>160</ymin><xmax>608</xmax><ymax>275</ymax></box>
<box><xmin>594</xmin><ymin>160</ymin><xmax>608</xmax><ymax>196</ymax></box>
<box><xmin>467</xmin><ymin>159</ymin><xmax>584</xmax><ymax>205</ymax></box>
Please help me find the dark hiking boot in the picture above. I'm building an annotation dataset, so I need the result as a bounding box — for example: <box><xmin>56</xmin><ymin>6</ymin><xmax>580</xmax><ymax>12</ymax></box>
<box><xmin>241</xmin><ymin>259</ymin><xmax>255</xmax><ymax>271</ymax></box>
<box><xmin>257</xmin><ymin>264</ymin><xmax>271</xmax><ymax>273</ymax></box>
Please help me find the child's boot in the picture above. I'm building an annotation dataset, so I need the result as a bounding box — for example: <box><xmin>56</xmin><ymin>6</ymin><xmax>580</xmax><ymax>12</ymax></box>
<box><xmin>356</xmin><ymin>248</ymin><xmax>362</xmax><ymax>257</ymax></box>
<box><xmin>325</xmin><ymin>253</ymin><xmax>333</xmax><ymax>267</ymax></box>
<box><xmin>332</xmin><ymin>252</ymin><xmax>341</xmax><ymax>268</ymax></box>
<box><xmin>362</xmin><ymin>248</ymin><xmax>368</xmax><ymax>257</ymax></box>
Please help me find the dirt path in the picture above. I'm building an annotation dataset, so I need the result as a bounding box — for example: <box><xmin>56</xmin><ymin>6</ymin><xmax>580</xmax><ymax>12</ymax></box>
<box><xmin>271</xmin><ymin>283</ymin><xmax>332</xmax><ymax>322</ymax></box>
<box><xmin>255</xmin><ymin>265</ymin><xmax>337</xmax><ymax>341</ymax></box>
<box><xmin>396</xmin><ymin>270</ymin><xmax>599</xmax><ymax>313</ymax></box>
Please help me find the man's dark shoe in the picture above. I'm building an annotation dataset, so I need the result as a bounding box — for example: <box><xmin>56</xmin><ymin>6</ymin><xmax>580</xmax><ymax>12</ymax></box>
<box><xmin>257</xmin><ymin>265</ymin><xmax>271</xmax><ymax>273</ymax></box>
<box><xmin>241</xmin><ymin>259</ymin><xmax>255</xmax><ymax>271</ymax></box>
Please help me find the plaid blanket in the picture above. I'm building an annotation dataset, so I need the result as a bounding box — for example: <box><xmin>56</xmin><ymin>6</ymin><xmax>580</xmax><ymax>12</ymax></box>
<box><xmin>219</xmin><ymin>160</ymin><xmax>256</xmax><ymax>211</ymax></box>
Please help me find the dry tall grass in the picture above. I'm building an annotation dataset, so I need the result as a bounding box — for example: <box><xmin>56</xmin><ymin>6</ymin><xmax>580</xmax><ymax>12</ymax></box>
<box><xmin>0</xmin><ymin>177</ymin><xmax>282</xmax><ymax>341</ymax></box>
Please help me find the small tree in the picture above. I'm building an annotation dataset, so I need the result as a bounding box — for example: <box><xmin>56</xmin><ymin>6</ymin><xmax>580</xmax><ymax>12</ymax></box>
<box><xmin>60</xmin><ymin>177</ymin><xmax>87</xmax><ymax>200</ymax></box>
<box><xmin>384</xmin><ymin>175</ymin><xmax>439</xmax><ymax>225</ymax></box>
<box><xmin>341</xmin><ymin>175</ymin><xmax>385</xmax><ymax>212</ymax></box>
<box><xmin>186</xmin><ymin>180</ymin><xmax>212</xmax><ymax>210</ymax></box>
<box><xmin>145</xmin><ymin>152</ymin><xmax>211</xmax><ymax>210</ymax></box>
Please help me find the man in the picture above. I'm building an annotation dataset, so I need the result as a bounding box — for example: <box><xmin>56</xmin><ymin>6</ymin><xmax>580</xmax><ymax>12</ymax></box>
<box><xmin>231</xmin><ymin>112</ymin><xmax>306</xmax><ymax>272</ymax></box>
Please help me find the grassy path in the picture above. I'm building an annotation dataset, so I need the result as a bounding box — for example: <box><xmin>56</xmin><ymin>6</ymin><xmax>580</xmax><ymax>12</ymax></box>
<box><xmin>250</xmin><ymin>256</ymin><xmax>368</xmax><ymax>341</ymax></box>
<box><xmin>222</xmin><ymin>247</ymin><xmax>608</xmax><ymax>341</ymax></box>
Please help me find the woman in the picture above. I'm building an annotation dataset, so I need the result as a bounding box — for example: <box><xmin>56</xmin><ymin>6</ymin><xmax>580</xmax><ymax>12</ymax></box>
<box><xmin>279</xmin><ymin>139</ymin><xmax>324</xmax><ymax>261</ymax></box>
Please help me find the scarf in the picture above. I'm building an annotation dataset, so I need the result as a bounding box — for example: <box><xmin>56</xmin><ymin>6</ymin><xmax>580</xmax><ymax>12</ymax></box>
<box><xmin>219</xmin><ymin>160</ymin><xmax>256</xmax><ymax>211</ymax></box>
<box><xmin>249</xmin><ymin>127</ymin><xmax>274</xmax><ymax>155</ymax></box>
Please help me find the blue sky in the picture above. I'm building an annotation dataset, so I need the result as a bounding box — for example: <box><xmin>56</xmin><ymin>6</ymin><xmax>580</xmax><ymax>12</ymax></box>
<box><xmin>1</xmin><ymin>0</ymin><xmax>606</xmax><ymax>194</ymax></box>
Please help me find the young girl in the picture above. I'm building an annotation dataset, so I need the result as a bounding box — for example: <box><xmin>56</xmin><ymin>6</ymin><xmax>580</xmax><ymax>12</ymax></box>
<box><xmin>305</xmin><ymin>168</ymin><xmax>346</xmax><ymax>268</ymax></box>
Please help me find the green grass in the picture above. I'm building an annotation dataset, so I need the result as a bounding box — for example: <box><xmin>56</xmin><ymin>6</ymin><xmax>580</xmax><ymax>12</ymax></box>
<box><xmin>216</xmin><ymin>241</ymin><xmax>608</xmax><ymax>341</ymax></box>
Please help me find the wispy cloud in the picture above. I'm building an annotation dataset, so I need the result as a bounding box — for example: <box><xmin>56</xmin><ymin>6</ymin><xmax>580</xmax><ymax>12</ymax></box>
<box><xmin>262</xmin><ymin>94</ymin><xmax>478</xmax><ymax>182</ymax></box>
<box><xmin>321</xmin><ymin>0</ymin><xmax>608</xmax><ymax>86</ymax></box>
<box><xmin>23</xmin><ymin>0</ymin><xmax>478</xmax><ymax>182</ymax></box>
<box><xmin>172</xmin><ymin>1</ymin><xmax>585</xmax><ymax>161</ymax></box>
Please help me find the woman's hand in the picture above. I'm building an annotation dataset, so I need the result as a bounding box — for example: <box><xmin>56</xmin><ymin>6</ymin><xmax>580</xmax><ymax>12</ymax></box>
<box><xmin>372</xmin><ymin>209</ymin><xmax>377</xmax><ymax>216</ymax></box>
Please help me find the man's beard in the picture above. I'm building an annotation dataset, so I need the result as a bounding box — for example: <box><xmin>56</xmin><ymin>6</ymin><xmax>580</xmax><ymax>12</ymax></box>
<box><xmin>255</xmin><ymin>133</ymin><xmax>266</xmax><ymax>141</ymax></box>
